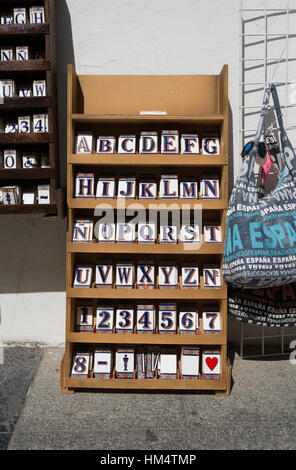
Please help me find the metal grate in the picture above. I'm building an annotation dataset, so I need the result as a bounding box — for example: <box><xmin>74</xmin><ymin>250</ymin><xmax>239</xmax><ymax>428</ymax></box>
<box><xmin>239</xmin><ymin>0</ymin><xmax>296</xmax><ymax>358</ymax></box>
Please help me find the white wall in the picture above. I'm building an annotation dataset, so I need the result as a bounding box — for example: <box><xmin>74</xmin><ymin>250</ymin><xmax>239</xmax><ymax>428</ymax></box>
<box><xmin>5</xmin><ymin>0</ymin><xmax>290</xmax><ymax>345</ymax></box>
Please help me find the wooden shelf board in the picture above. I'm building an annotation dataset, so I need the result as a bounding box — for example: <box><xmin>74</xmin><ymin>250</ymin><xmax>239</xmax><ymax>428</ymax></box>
<box><xmin>0</xmin><ymin>203</ymin><xmax>58</xmax><ymax>214</ymax></box>
<box><xmin>68</xmin><ymin>198</ymin><xmax>227</xmax><ymax>210</ymax></box>
<box><xmin>0</xmin><ymin>59</ymin><xmax>50</xmax><ymax>72</ymax></box>
<box><xmin>65</xmin><ymin>376</ymin><xmax>228</xmax><ymax>391</ymax></box>
<box><xmin>0</xmin><ymin>96</ymin><xmax>52</xmax><ymax>110</ymax></box>
<box><xmin>69</xmin><ymin>154</ymin><xmax>227</xmax><ymax>166</ymax></box>
<box><xmin>0</xmin><ymin>133</ymin><xmax>55</xmax><ymax>144</ymax></box>
<box><xmin>67</xmin><ymin>241</ymin><xmax>224</xmax><ymax>255</ymax></box>
<box><xmin>72</xmin><ymin>114</ymin><xmax>225</xmax><ymax>122</ymax></box>
<box><xmin>68</xmin><ymin>332</ymin><xmax>226</xmax><ymax>345</ymax></box>
<box><xmin>0</xmin><ymin>23</ymin><xmax>49</xmax><ymax>36</ymax></box>
<box><xmin>0</xmin><ymin>168</ymin><xmax>56</xmax><ymax>180</ymax></box>
<box><xmin>67</xmin><ymin>287</ymin><xmax>227</xmax><ymax>300</ymax></box>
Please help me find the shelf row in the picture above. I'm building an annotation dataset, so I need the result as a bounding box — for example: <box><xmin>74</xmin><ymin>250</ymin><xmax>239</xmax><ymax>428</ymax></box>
<box><xmin>71</xmin><ymin>345</ymin><xmax>222</xmax><ymax>381</ymax></box>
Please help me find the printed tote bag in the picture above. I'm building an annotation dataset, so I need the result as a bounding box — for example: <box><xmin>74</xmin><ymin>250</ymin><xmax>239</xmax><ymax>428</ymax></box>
<box><xmin>223</xmin><ymin>83</ymin><xmax>296</xmax><ymax>288</ymax></box>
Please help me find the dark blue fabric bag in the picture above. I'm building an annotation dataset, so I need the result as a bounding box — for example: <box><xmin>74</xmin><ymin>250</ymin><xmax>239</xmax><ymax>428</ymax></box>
<box><xmin>223</xmin><ymin>84</ymin><xmax>296</xmax><ymax>288</ymax></box>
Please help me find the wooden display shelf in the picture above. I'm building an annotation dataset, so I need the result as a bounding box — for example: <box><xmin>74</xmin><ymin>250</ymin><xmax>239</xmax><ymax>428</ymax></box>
<box><xmin>0</xmin><ymin>168</ymin><xmax>56</xmax><ymax>179</ymax></box>
<box><xmin>69</xmin><ymin>154</ymin><xmax>227</xmax><ymax>166</ymax></box>
<box><xmin>62</xmin><ymin>64</ymin><xmax>231</xmax><ymax>395</ymax></box>
<box><xmin>0</xmin><ymin>203</ymin><xmax>58</xmax><ymax>214</ymax></box>
<box><xmin>67</xmin><ymin>241</ymin><xmax>224</xmax><ymax>255</ymax></box>
<box><xmin>0</xmin><ymin>23</ymin><xmax>49</xmax><ymax>36</ymax></box>
<box><xmin>68</xmin><ymin>332</ymin><xmax>226</xmax><ymax>346</ymax></box>
<box><xmin>0</xmin><ymin>133</ymin><xmax>55</xmax><ymax>144</ymax></box>
<box><xmin>68</xmin><ymin>198</ymin><xmax>227</xmax><ymax>210</ymax></box>
<box><xmin>0</xmin><ymin>0</ymin><xmax>64</xmax><ymax>217</ymax></box>
<box><xmin>67</xmin><ymin>287</ymin><xmax>227</xmax><ymax>300</ymax></box>
<box><xmin>0</xmin><ymin>96</ymin><xmax>52</xmax><ymax>110</ymax></box>
<box><xmin>0</xmin><ymin>59</ymin><xmax>50</xmax><ymax>72</ymax></box>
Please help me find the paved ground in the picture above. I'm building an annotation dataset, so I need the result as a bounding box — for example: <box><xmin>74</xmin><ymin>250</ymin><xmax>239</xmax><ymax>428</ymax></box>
<box><xmin>3</xmin><ymin>346</ymin><xmax>296</xmax><ymax>450</ymax></box>
<box><xmin>0</xmin><ymin>347</ymin><xmax>42</xmax><ymax>449</ymax></box>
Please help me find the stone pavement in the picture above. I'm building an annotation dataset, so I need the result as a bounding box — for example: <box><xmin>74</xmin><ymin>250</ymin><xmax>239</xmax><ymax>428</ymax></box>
<box><xmin>4</xmin><ymin>346</ymin><xmax>296</xmax><ymax>450</ymax></box>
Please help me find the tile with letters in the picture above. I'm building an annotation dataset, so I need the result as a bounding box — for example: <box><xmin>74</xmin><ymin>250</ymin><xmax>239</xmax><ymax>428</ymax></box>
<box><xmin>116</xmin><ymin>262</ymin><xmax>135</xmax><ymax>288</ymax></box>
<box><xmin>96</xmin><ymin>305</ymin><xmax>114</xmax><ymax>334</ymax></box>
<box><xmin>16</xmin><ymin>46</ymin><xmax>30</xmax><ymax>61</ymax></box>
<box><xmin>29</xmin><ymin>6</ymin><xmax>45</xmax><ymax>23</ymax></box>
<box><xmin>202</xmin><ymin>310</ymin><xmax>221</xmax><ymax>335</ymax></box>
<box><xmin>181</xmin><ymin>134</ymin><xmax>199</xmax><ymax>155</ymax></box>
<box><xmin>181</xmin><ymin>265</ymin><xmax>199</xmax><ymax>289</ymax></box>
<box><xmin>203</xmin><ymin>267</ymin><xmax>221</xmax><ymax>289</ymax></box>
<box><xmin>179</xmin><ymin>307</ymin><xmax>199</xmax><ymax>335</ymax></box>
<box><xmin>200</xmin><ymin>178</ymin><xmax>220</xmax><ymax>199</ymax></box>
<box><xmin>202</xmin><ymin>137</ymin><xmax>220</xmax><ymax>155</ymax></box>
<box><xmin>0</xmin><ymin>79</ymin><xmax>15</xmax><ymax>98</ymax></box>
<box><xmin>159</xmin><ymin>225</ymin><xmax>177</xmax><ymax>244</ymax></box>
<box><xmin>115</xmin><ymin>305</ymin><xmax>134</xmax><ymax>334</ymax></box>
<box><xmin>76</xmin><ymin>304</ymin><xmax>94</xmax><ymax>332</ymax></box>
<box><xmin>138</xmin><ymin>222</ymin><xmax>156</xmax><ymax>244</ymax></box>
<box><xmin>117</xmin><ymin>176</ymin><xmax>136</xmax><ymax>199</ymax></box>
<box><xmin>97</xmin><ymin>222</ymin><xmax>116</xmax><ymax>243</ymax></box>
<box><xmin>94</xmin><ymin>348</ymin><xmax>113</xmax><ymax>379</ymax></box>
<box><xmin>137</xmin><ymin>260</ymin><xmax>155</xmax><ymax>289</ymax></box>
<box><xmin>118</xmin><ymin>135</ymin><xmax>136</xmax><ymax>154</ymax></box>
<box><xmin>116</xmin><ymin>222</ymin><xmax>135</xmax><ymax>243</ymax></box>
<box><xmin>180</xmin><ymin>180</ymin><xmax>198</xmax><ymax>199</ymax></box>
<box><xmin>75</xmin><ymin>173</ymin><xmax>95</xmax><ymax>198</ymax></box>
<box><xmin>204</xmin><ymin>225</ymin><xmax>222</xmax><ymax>243</ymax></box>
<box><xmin>202</xmin><ymin>349</ymin><xmax>221</xmax><ymax>380</ymax></box>
<box><xmin>158</xmin><ymin>303</ymin><xmax>177</xmax><ymax>335</ymax></box>
<box><xmin>71</xmin><ymin>352</ymin><xmax>92</xmax><ymax>379</ymax></box>
<box><xmin>139</xmin><ymin>131</ymin><xmax>158</xmax><ymax>154</ymax></box>
<box><xmin>75</xmin><ymin>132</ymin><xmax>93</xmax><ymax>154</ymax></box>
<box><xmin>180</xmin><ymin>224</ymin><xmax>201</xmax><ymax>244</ymax></box>
<box><xmin>72</xmin><ymin>219</ymin><xmax>94</xmax><ymax>243</ymax></box>
<box><xmin>158</xmin><ymin>265</ymin><xmax>178</xmax><ymax>289</ymax></box>
<box><xmin>33</xmin><ymin>80</ymin><xmax>46</xmax><ymax>97</ymax></box>
<box><xmin>138</xmin><ymin>179</ymin><xmax>157</xmax><ymax>199</ymax></box>
<box><xmin>96</xmin><ymin>176</ymin><xmax>116</xmax><ymax>198</ymax></box>
<box><xmin>73</xmin><ymin>265</ymin><xmax>93</xmax><ymax>288</ymax></box>
<box><xmin>1</xmin><ymin>48</ymin><xmax>14</xmax><ymax>61</ymax></box>
<box><xmin>95</xmin><ymin>259</ymin><xmax>113</xmax><ymax>288</ymax></box>
<box><xmin>14</xmin><ymin>8</ymin><xmax>26</xmax><ymax>24</ymax></box>
<box><xmin>136</xmin><ymin>304</ymin><xmax>156</xmax><ymax>334</ymax></box>
<box><xmin>161</xmin><ymin>130</ymin><xmax>179</xmax><ymax>154</ymax></box>
<box><xmin>159</xmin><ymin>174</ymin><xmax>178</xmax><ymax>199</ymax></box>
<box><xmin>96</xmin><ymin>136</ymin><xmax>116</xmax><ymax>154</ymax></box>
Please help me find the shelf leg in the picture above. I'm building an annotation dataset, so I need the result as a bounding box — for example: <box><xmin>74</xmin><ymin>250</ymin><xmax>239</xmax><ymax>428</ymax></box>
<box><xmin>60</xmin><ymin>353</ymin><xmax>75</xmax><ymax>394</ymax></box>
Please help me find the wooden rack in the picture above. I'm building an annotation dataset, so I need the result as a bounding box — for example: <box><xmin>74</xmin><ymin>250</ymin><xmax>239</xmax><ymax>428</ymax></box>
<box><xmin>0</xmin><ymin>0</ymin><xmax>64</xmax><ymax>217</ymax></box>
<box><xmin>61</xmin><ymin>64</ymin><xmax>231</xmax><ymax>394</ymax></box>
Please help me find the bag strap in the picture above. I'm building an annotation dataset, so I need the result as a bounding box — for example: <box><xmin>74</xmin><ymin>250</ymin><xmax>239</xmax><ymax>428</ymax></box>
<box><xmin>245</xmin><ymin>84</ymin><xmax>296</xmax><ymax>180</ymax></box>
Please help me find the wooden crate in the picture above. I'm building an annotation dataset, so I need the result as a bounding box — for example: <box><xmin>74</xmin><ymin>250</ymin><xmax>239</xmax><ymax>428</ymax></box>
<box><xmin>61</xmin><ymin>64</ymin><xmax>231</xmax><ymax>394</ymax></box>
<box><xmin>0</xmin><ymin>0</ymin><xmax>64</xmax><ymax>217</ymax></box>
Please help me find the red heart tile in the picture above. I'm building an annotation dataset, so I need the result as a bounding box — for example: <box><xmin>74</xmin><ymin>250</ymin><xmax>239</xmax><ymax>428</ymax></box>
<box><xmin>206</xmin><ymin>356</ymin><xmax>218</xmax><ymax>371</ymax></box>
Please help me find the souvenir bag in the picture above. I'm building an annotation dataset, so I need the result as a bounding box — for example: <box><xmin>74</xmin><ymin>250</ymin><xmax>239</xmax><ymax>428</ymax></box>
<box><xmin>223</xmin><ymin>83</ymin><xmax>296</xmax><ymax>289</ymax></box>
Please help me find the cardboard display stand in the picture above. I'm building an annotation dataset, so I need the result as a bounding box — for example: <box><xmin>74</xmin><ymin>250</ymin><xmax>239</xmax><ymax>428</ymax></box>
<box><xmin>60</xmin><ymin>64</ymin><xmax>231</xmax><ymax>394</ymax></box>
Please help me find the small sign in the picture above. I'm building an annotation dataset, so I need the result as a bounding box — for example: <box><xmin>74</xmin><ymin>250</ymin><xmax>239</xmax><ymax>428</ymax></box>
<box><xmin>204</xmin><ymin>225</ymin><xmax>222</xmax><ymax>243</ymax></box>
<box><xmin>94</xmin><ymin>348</ymin><xmax>112</xmax><ymax>379</ymax></box>
<box><xmin>161</xmin><ymin>130</ymin><xmax>179</xmax><ymax>154</ymax></box>
<box><xmin>75</xmin><ymin>173</ymin><xmax>95</xmax><ymax>198</ymax></box>
<box><xmin>115</xmin><ymin>347</ymin><xmax>135</xmax><ymax>379</ymax></box>
<box><xmin>136</xmin><ymin>304</ymin><xmax>155</xmax><ymax>334</ymax></box>
<box><xmin>96</xmin><ymin>176</ymin><xmax>116</xmax><ymax>198</ymax></box>
<box><xmin>76</xmin><ymin>304</ymin><xmax>93</xmax><ymax>332</ymax></box>
<box><xmin>117</xmin><ymin>177</ymin><xmax>136</xmax><ymax>199</ymax></box>
<box><xmin>180</xmin><ymin>180</ymin><xmax>198</xmax><ymax>199</ymax></box>
<box><xmin>138</xmin><ymin>222</ymin><xmax>156</xmax><ymax>244</ymax></box>
<box><xmin>37</xmin><ymin>184</ymin><xmax>50</xmax><ymax>204</ymax></box>
<box><xmin>202</xmin><ymin>311</ymin><xmax>221</xmax><ymax>335</ymax></box>
<box><xmin>72</xmin><ymin>219</ymin><xmax>94</xmax><ymax>243</ymax></box>
<box><xmin>159</xmin><ymin>174</ymin><xmax>178</xmax><ymax>199</ymax></box>
<box><xmin>137</xmin><ymin>260</ymin><xmax>154</xmax><ymax>289</ymax></box>
<box><xmin>14</xmin><ymin>8</ymin><xmax>26</xmax><ymax>24</ymax></box>
<box><xmin>200</xmin><ymin>179</ymin><xmax>220</xmax><ymax>199</ymax></box>
<box><xmin>115</xmin><ymin>305</ymin><xmax>134</xmax><ymax>334</ymax></box>
<box><xmin>181</xmin><ymin>348</ymin><xmax>200</xmax><ymax>380</ymax></box>
<box><xmin>181</xmin><ymin>266</ymin><xmax>199</xmax><ymax>289</ymax></box>
<box><xmin>181</xmin><ymin>134</ymin><xmax>199</xmax><ymax>154</ymax></box>
<box><xmin>116</xmin><ymin>222</ymin><xmax>135</xmax><ymax>243</ymax></box>
<box><xmin>202</xmin><ymin>349</ymin><xmax>221</xmax><ymax>380</ymax></box>
<box><xmin>33</xmin><ymin>114</ymin><xmax>48</xmax><ymax>133</ymax></box>
<box><xmin>97</xmin><ymin>222</ymin><xmax>116</xmax><ymax>243</ymax></box>
<box><xmin>139</xmin><ymin>131</ymin><xmax>158</xmax><ymax>154</ymax></box>
<box><xmin>202</xmin><ymin>137</ymin><xmax>220</xmax><ymax>155</ymax></box>
<box><xmin>95</xmin><ymin>260</ymin><xmax>113</xmax><ymax>288</ymax></box>
<box><xmin>33</xmin><ymin>80</ymin><xmax>46</xmax><ymax>97</ymax></box>
<box><xmin>96</xmin><ymin>305</ymin><xmax>114</xmax><ymax>333</ymax></box>
<box><xmin>180</xmin><ymin>224</ymin><xmax>200</xmax><ymax>244</ymax></box>
<box><xmin>73</xmin><ymin>265</ymin><xmax>92</xmax><ymax>288</ymax></box>
<box><xmin>29</xmin><ymin>6</ymin><xmax>45</xmax><ymax>23</ymax></box>
<box><xmin>75</xmin><ymin>132</ymin><xmax>93</xmax><ymax>154</ymax></box>
<box><xmin>158</xmin><ymin>265</ymin><xmax>178</xmax><ymax>289</ymax></box>
<box><xmin>118</xmin><ymin>135</ymin><xmax>136</xmax><ymax>154</ymax></box>
<box><xmin>158</xmin><ymin>303</ymin><xmax>177</xmax><ymax>334</ymax></box>
<box><xmin>18</xmin><ymin>116</ymin><xmax>31</xmax><ymax>133</ymax></box>
<box><xmin>203</xmin><ymin>268</ymin><xmax>221</xmax><ymax>288</ymax></box>
<box><xmin>96</xmin><ymin>136</ymin><xmax>116</xmax><ymax>154</ymax></box>
<box><xmin>159</xmin><ymin>350</ymin><xmax>177</xmax><ymax>379</ymax></box>
<box><xmin>71</xmin><ymin>352</ymin><xmax>91</xmax><ymax>379</ymax></box>
<box><xmin>159</xmin><ymin>225</ymin><xmax>177</xmax><ymax>244</ymax></box>
<box><xmin>116</xmin><ymin>262</ymin><xmax>135</xmax><ymax>288</ymax></box>
<box><xmin>16</xmin><ymin>46</ymin><xmax>30</xmax><ymax>61</ymax></box>
<box><xmin>179</xmin><ymin>308</ymin><xmax>199</xmax><ymax>335</ymax></box>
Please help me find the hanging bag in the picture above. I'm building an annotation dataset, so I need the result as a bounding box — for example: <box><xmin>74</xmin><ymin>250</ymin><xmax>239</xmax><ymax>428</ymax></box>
<box><xmin>223</xmin><ymin>83</ymin><xmax>296</xmax><ymax>288</ymax></box>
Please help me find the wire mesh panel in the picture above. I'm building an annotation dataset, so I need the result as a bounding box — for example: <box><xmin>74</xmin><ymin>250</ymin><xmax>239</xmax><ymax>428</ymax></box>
<box><xmin>239</xmin><ymin>0</ymin><xmax>296</xmax><ymax>358</ymax></box>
